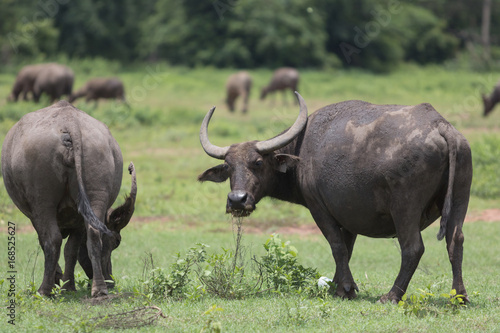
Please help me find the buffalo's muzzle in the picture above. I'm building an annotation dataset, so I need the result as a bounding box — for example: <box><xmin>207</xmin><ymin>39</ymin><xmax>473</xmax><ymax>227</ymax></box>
<box><xmin>227</xmin><ymin>190</ymin><xmax>254</xmax><ymax>217</ymax></box>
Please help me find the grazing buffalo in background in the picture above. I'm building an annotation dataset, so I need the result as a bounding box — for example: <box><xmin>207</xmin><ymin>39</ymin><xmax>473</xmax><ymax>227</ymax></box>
<box><xmin>225</xmin><ymin>71</ymin><xmax>252</xmax><ymax>113</ymax></box>
<box><xmin>33</xmin><ymin>63</ymin><xmax>74</xmax><ymax>103</ymax></box>
<box><xmin>7</xmin><ymin>63</ymin><xmax>51</xmax><ymax>102</ymax></box>
<box><xmin>482</xmin><ymin>81</ymin><xmax>500</xmax><ymax>116</ymax></box>
<box><xmin>260</xmin><ymin>67</ymin><xmax>299</xmax><ymax>104</ymax></box>
<box><xmin>1</xmin><ymin>101</ymin><xmax>136</xmax><ymax>297</ymax></box>
<box><xmin>198</xmin><ymin>93</ymin><xmax>472</xmax><ymax>304</ymax></box>
<box><xmin>69</xmin><ymin>77</ymin><xmax>127</xmax><ymax>106</ymax></box>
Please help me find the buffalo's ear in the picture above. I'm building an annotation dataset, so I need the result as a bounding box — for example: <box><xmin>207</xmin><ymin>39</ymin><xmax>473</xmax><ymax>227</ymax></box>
<box><xmin>106</xmin><ymin>196</ymin><xmax>135</xmax><ymax>232</ymax></box>
<box><xmin>274</xmin><ymin>154</ymin><xmax>300</xmax><ymax>173</ymax></box>
<box><xmin>198</xmin><ymin>164</ymin><xmax>229</xmax><ymax>183</ymax></box>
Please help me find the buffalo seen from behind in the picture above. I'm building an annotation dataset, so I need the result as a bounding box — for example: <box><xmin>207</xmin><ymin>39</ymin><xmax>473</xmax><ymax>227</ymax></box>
<box><xmin>198</xmin><ymin>93</ymin><xmax>472</xmax><ymax>304</ymax></box>
<box><xmin>225</xmin><ymin>71</ymin><xmax>252</xmax><ymax>113</ymax></box>
<box><xmin>260</xmin><ymin>67</ymin><xmax>299</xmax><ymax>104</ymax></box>
<box><xmin>69</xmin><ymin>77</ymin><xmax>127</xmax><ymax>106</ymax></box>
<box><xmin>2</xmin><ymin>101</ymin><xmax>136</xmax><ymax>297</ymax></box>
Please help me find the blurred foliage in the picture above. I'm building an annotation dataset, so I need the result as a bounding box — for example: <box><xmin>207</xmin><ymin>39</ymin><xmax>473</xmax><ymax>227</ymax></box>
<box><xmin>470</xmin><ymin>135</ymin><xmax>500</xmax><ymax>199</ymax></box>
<box><xmin>0</xmin><ymin>0</ymin><xmax>498</xmax><ymax>71</ymax></box>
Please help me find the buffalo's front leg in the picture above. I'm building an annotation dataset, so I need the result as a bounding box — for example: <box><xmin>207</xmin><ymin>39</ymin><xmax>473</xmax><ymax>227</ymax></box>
<box><xmin>379</xmin><ymin>209</ymin><xmax>424</xmax><ymax>304</ymax></box>
<box><xmin>86</xmin><ymin>225</ymin><xmax>108</xmax><ymax>297</ymax></box>
<box><xmin>311</xmin><ymin>208</ymin><xmax>358</xmax><ymax>299</ymax></box>
<box><xmin>62</xmin><ymin>231</ymin><xmax>84</xmax><ymax>292</ymax></box>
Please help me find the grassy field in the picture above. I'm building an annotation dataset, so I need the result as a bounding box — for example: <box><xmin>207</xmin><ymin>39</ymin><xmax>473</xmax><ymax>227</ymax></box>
<box><xmin>1</xmin><ymin>63</ymin><xmax>500</xmax><ymax>332</ymax></box>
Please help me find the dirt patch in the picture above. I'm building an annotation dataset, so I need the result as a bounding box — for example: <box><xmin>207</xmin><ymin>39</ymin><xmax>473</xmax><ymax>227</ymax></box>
<box><xmin>2</xmin><ymin>209</ymin><xmax>500</xmax><ymax>235</ymax></box>
<box><xmin>465</xmin><ymin>209</ymin><xmax>500</xmax><ymax>223</ymax></box>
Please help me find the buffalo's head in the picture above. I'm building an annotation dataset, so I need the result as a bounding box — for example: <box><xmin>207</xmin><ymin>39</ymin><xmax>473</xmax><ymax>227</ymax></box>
<box><xmin>78</xmin><ymin>162</ymin><xmax>137</xmax><ymax>286</ymax></box>
<box><xmin>198</xmin><ymin>92</ymin><xmax>307</xmax><ymax>217</ymax></box>
<box><xmin>260</xmin><ymin>87</ymin><xmax>268</xmax><ymax>100</ymax></box>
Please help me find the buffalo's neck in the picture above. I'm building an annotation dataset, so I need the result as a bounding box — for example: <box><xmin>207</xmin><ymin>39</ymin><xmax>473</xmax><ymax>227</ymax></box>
<box><xmin>268</xmin><ymin>139</ymin><xmax>307</xmax><ymax>207</ymax></box>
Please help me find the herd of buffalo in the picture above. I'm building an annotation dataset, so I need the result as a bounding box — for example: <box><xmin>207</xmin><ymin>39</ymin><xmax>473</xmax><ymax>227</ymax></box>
<box><xmin>1</xmin><ymin>62</ymin><xmax>498</xmax><ymax>303</ymax></box>
<box><xmin>7</xmin><ymin>63</ymin><xmax>126</xmax><ymax>105</ymax></box>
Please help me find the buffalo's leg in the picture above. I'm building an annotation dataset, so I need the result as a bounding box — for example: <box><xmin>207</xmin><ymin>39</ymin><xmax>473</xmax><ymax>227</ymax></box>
<box><xmin>310</xmin><ymin>208</ymin><xmax>358</xmax><ymax>299</ymax></box>
<box><xmin>333</xmin><ymin>228</ymin><xmax>357</xmax><ymax>284</ymax></box>
<box><xmin>241</xmin><ymin>90</ymin><xmax>249</xmax><ymax>113</ymax></box>
<box><xmin>380</xmin><ymin>209</ymin><xmax>424</xmax><ymax>304</ymax></box>
<box><xmin>446</xmin><ymin>223</ymin><xmax>468</xmax><ymax>301</ymax></box>
<box><xmin>86</xmin><ymin>224</ymin><xmax>108</xmax><ymax>297</ymax></box>
<box><xmin>62</xmin><ymin>231</ymin><xmax>83</xmax><ymax>292</ymax></box>
<box><xmin>77</xmin><ymin>238</ymin><xmax>93</xmax><ymax>280</ymax></box>
<box><xmin>445</xmin><ymin>149</ymin><xmax>471</xmax><ymax>302</ymax></box>
<box><xmin>32</xmin><ymin>212</ymin><xmax>62</xmax><ymax>296</ymax></box>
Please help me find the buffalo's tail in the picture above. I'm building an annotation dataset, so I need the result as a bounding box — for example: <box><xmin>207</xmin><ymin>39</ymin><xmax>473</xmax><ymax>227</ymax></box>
<box><xmin>437</xmin><ymin>123</ymin><xmax>457</xmax><ymax>241</ymax></box>
<box><xmin>66</xmin><ymin>119</ymin><xmax>110</xmax><ymax>235</ymax></box>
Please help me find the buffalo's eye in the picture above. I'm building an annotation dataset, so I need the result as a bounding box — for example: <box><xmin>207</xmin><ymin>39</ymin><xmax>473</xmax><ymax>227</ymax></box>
<box><xmin>254</xmin><ymin>159</ymin><xmax>263</xmax><ymax>167</ymax></box>
<box><xmin>223</xmin><ymin>163</ymin><xmax>230</xmax><ymax>170</ymax></box>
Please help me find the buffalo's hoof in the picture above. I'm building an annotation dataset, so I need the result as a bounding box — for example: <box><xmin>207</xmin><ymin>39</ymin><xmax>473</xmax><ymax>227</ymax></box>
<box><xmin>37</xmin><ymin>288</ymin><xmax>53</xmax><ymax>297</ymax></box>
<box><xmin>91</xmin><ymin>289</ymin><xmax>108</xmax><ymax>298</ymax></box>
<box><xmin>378</xmin><ymin>293</ymin><xmax>400</xmax><ymax>304</ymax></box>
<box><xmin>335</xmin><ymin>283</ymin><xmax>358</xmax><ymax>300</ymax></box>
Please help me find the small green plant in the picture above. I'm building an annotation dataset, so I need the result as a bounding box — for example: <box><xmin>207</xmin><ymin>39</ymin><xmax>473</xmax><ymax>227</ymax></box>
<box><xmin>197</xmin><ymin>218</ymin><xmax>260</xmax><ymax>299</ymax></box>
<box><xmin>255</xmin><ymin>234</ymin><xmax>320</xmax><ymax>292</ymax></box>
<box><xmin>440</xmin><ymin>289</ymin><xmax>467</xmax><ymax>314</ymax></box>
<box><xmin>51</xmin><ymin>279</ymin><xmax>69</xmax><ymax>302</ymax></box>
<box><xmin>142</xmin><ymin>244</ymin><xmax>207</xmax><ymax>299</ymax></box>
<box><xmin>200</xmin><ymin>304</ymin><xmax>223</xmax><ymax>333</ymax></box>
<box><xmin>398</xmin><ymin>288</ymin><xmax>467</xmax><ymax>317</ymax></box>
<box><xmin>75</xmin><ymin>272</ymin><xmax>90</xmax><ymax>291</ymax></box>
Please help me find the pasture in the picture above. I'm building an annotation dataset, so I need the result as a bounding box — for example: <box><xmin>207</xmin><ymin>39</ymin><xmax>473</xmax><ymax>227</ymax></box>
<box><xmin>1</xmin><ymin>63</ymin><xmax>500</xmax><ymax>332</ymax></box>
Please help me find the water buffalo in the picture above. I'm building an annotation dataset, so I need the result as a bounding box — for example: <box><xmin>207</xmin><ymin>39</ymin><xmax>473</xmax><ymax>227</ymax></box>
<box><xmin>33</xmin><ymin>63</ymin><xmax>74</xmax><ymax>103</ymax></box>
<box><xmin>69</xmin><ymin>77</ymin><xmax>127</xmax><ymax>106</ymax></box>
<box><xmin>226</xmin><ymin>71</ymin><xmax>252</xmax><ymax>113</ymax></box>
<box><xmin>1</xmin><ymin>100</ymin><xmax>136</xmax><ymax>297</ymax></box>
<box><xmin>198</xmin><ymin>93</ymin><xmax>472</xmax><ymax>304</ymax></box>
<box><xmin>482</xmin><ymin>81</ymin><xmax>500</xmax><ymax>116</ymax></box>
<box><xmin>7</xmin><ymin>63</ymin><xmax>52</xmax><ymax>102</ymax></box>
<box><xmin>260</xmin><ymin>67</ymin><xmax>299</xmax><ymax>104</ymax></box>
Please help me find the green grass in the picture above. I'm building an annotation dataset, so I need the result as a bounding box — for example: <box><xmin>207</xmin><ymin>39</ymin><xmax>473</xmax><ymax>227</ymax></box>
<box><xmin>1</xmin><ymin>63</ymin><xmax>500</xmax><ymax>332</ymax></box>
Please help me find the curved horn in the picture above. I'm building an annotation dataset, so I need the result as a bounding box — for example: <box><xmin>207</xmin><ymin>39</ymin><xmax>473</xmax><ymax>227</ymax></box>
<box><xmin>106</xmin><ymin>162</ymin><xmax>137</xmax><ymax>232</ymax></box>
<box><xmin>255</xmin><ymin>92</ymin><xmax>308</xmax><ymax>154</ymax></box>
<box><xmin>199</xmin><ymin>106</ymin><xmax>230</xmax><ymax>159</ymax></box>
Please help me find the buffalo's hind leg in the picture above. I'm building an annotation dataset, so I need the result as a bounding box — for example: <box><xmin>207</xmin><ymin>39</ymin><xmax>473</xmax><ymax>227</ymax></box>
<box><xmin>445</xmin><ymin>178</ymin><xmax>471</xmax><ymax>301</ymax></box>
<box><xmin>31</xmin><ymin>211</ymin><xmax>63</xmax><ymax>296</ymax></box>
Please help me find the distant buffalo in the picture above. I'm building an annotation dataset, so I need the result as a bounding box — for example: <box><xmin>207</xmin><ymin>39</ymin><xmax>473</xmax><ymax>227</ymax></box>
<box><xmin>33</xmin><ymin>63</ymin><xmax>74</xmax><ymax>103</ymax></box>
<box><xmin>199</xmin><ymin>93</ymin><xmax>472</xmax><ymax>304</ymax></box>
<box><xmin>70</xmin><ymin>78</ymin><xmax>127</xmax><ymax>106</ymax></box>
<box><xmin>482</xmin><ymin>81</ymin><xmax>500</xmax><ymax>116</ymax></box>
<box><xmin>260</xmin><ymin>67</ymin><xmax>299</xmax><ymax>104</ymax></box>
<box><xmin>2</xmin><ymin>101</ymin><xmax>136</xmax><ymax>297</ymax></box>
<box><xmin>7</xmin><ymin>63</ymin><xmax>51</xmax><ymax>102</ymax></box>
<box><xmin>226</xmin><ymin>71</ymin><xmax>252</xmax><ymax>113</ymax></box>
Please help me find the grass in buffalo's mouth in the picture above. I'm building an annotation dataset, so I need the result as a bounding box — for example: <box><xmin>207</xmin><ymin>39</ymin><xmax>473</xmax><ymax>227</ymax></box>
<box><xmin>228</xmin><ymin>209</ymin><xmax>253</xmax><ymax>217</ymax></box>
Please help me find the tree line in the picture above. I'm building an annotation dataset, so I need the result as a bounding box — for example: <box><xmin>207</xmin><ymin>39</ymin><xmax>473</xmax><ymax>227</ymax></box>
<box><xmin>0</xmin><ymin>0</ymin><xmax>497</xmax><ymax>72</ymax></box>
